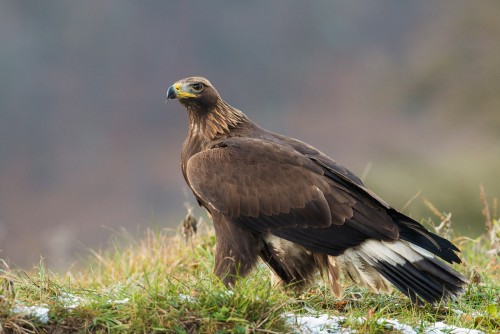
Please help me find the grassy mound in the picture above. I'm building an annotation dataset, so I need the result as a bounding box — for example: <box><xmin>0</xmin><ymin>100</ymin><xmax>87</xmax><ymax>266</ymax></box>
<box><xmin>0</xmin><ymin>197</ymin><xmax>498</xmax><ymax>333</ymax></box>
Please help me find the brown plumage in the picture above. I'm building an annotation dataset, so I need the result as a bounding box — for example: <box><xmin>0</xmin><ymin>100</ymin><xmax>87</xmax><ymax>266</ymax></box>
<box><xmin>166</xmin><ymin>76</ymin><xmax>467</xmax><ymax>304</ymax></box>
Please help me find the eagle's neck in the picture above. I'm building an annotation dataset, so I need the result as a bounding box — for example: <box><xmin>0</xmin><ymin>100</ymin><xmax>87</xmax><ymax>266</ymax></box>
<box><xmin>181</xmin><ymin>99</ymin><xmax>251</xmax><ymax>185</ymax></box>
<box><xmin>187</xmin><ymin>99</ymin><xmax>249</xmax><ymax>143</ymax></box>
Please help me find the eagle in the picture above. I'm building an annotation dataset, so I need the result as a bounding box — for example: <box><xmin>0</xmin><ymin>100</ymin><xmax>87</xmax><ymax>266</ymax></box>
<box><xmin>166</xmin><ymin>76</ymin><xmax>466</xmax><ymax>304</ymax></box>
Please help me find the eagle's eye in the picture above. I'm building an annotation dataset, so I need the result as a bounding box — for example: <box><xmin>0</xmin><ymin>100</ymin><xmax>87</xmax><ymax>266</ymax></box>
<box><xmin>191</xmin><ymin>83</ymin><xmax>204</xmax><ymax>93</ymax></box>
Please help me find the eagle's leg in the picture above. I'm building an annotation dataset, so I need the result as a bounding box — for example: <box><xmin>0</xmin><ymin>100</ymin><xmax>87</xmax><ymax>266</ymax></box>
<box><xmin>212</xmin><ymin>213</ymin><xmax>261</xmax><ymax>287</ymax></box>
<box><xmin>259</xmin><ymin>235</ymin><xmax>319</xmax><ymax>291</ymax></box>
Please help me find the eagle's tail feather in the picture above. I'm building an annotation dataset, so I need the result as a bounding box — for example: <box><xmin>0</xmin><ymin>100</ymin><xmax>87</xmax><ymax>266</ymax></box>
<box><xmin>348</xmin><ymin>240</ymin><xmax>467</xmax><ymax>304</ymax></box>
<box><xmin>390</xmin><ymin>210</ymin><xmax>461</xmax><ymax>264</ymax></box>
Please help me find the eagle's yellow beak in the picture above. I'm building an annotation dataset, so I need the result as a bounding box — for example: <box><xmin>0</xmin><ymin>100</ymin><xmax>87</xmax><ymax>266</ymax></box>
<box><xmin>166</xmin><ymin>82</ymin><xmax>196</xmax><ymax>100</ymax></box>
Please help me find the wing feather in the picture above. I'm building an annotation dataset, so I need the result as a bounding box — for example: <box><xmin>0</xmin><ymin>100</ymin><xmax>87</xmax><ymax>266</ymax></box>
<box><xmin>186</xmin><ymin>137</ymin><xmax>400</xmax><ymax>254</ymax></box>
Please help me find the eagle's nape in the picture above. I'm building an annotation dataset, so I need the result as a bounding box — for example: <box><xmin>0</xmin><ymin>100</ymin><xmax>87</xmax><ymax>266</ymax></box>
<box><xmin>167</xmin><ymin>76</ymin><xmax>467</xmax><ymax>304</ymax></box>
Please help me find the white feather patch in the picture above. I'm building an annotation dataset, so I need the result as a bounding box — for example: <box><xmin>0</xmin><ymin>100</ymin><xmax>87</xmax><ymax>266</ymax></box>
<box><xmin>358</xmin><ymin>240</ymin><xmax>427</xmax><ymax>266</ymax></box>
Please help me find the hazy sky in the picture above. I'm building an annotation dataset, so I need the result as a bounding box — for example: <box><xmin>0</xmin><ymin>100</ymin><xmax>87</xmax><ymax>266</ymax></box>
<box><xmin>1</xmin><ymin>1</ymin><xmax>499</xmax><ymax>269</ymax></box>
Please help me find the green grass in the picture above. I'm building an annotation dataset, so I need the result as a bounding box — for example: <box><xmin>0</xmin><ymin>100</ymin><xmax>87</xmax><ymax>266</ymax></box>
<box><xmin>0</xmin><ymin>200</ymin><xmax>499</xmax><ymax>333</ymax></box>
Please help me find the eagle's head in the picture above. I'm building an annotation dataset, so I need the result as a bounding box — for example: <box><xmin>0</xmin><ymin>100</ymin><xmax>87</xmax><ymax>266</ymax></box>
<box><xmin>167</xmin><ymin>76</ymin><xmax>249</xmax><ymax>139</ymax></box>
<box><xmin>167</xmin><ymin>77</ymin><xmax>220</xmax><ymax>111</ymax></box>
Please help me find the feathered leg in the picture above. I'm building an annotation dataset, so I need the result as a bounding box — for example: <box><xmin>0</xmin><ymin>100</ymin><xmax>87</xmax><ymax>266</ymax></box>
<box><xmin>212</xmin><ymin>212</ymin><xmax>261</xmax><ymax>287</ymax></box>
<box><xmin>260</xmin><ymin>234</ymin><xmax>319</xmax><ymax>290</ymax></box>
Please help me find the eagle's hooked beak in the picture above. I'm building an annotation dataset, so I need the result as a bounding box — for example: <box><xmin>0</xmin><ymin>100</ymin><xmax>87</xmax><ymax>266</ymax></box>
<box><xmin>166</xmin><ymin>85</ymin><xmax>177</xmax><ymax>100</ymax></box>
<box><xmin>166</xmin><ymin>82</ymin><xmax>196</xmax><ymax>102</ymax></box>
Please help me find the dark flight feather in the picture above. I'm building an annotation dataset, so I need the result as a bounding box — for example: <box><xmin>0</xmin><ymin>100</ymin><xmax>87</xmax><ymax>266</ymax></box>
<box><xmin>168</xmin><ymin>76</ymin><xmax>467</xmax><ymax>304</ymax></box>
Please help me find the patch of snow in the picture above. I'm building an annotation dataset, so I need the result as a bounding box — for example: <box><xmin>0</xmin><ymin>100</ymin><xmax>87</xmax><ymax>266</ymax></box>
<box><xmin>377</xmin><ymin>318</ymin><xmax>416</xmax><ymax>334</ymax></box>
<box><xmin>424</xmin><ymin>321</ymin><xmax>484</xmax><ymax>334</ymax></box>
<box><xmin>59</xmin><ymin>292</ymin><xmax>130</xmax><ymax>308</ymax></box>
<box><xmin>12</xmin><ymin>305</ymin><xmax>50</xmax><ymax>324</ymax></box>
<box><xmin>109</xmin><ymin>297</ymin><xmax>130</xmax><ymax>304</ymax></box>
<box><xmin>284</xmin><ymin>313</ymin><xmax>353</xmax><ymax>334</ymax></box>
<box><xmin>223</xmin><ymin>290</ymin><xmax>234</xmax><ymax>296</ymax></box>
<box><xmin>285</xmin><ymin>313</ymin><xmax>485</xmax><ymax>334</ymax></box>
<box><xmin>10</xmin><ymin>292</ymin><xmax>131</xmax><ymax>325</ymax></box>
<box><xmin>59</xmin><ymin>292</ymin><xmax>88</xmax><ymax>309</ymax></box>
<box><xmin>178</xmin><ymin>294</ymin><xmax>196</xmax><ymax>302</ymax></box>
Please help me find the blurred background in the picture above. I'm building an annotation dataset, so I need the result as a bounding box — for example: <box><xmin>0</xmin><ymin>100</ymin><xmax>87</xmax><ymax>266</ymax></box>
<box><xmin>1</xmin><ymin>1</ymin><xmax>499</xmax><ymax>270</ymax></box>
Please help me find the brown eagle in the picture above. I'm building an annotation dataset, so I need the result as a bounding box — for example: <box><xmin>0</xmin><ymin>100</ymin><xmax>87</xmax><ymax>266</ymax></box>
<box><xmin>166</xmin><ymin>76</ymin><xmax>466</xmax><ymax>304</ymax></box>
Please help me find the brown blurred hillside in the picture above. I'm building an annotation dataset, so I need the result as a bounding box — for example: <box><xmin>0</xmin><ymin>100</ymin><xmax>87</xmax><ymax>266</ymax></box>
<box><xmin>1</xmin><ymin>1</ymin><xmax>499</xmax><ymax>269</ymax></box>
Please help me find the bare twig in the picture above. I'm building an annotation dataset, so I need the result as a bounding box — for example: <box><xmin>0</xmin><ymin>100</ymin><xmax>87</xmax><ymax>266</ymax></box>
<box><xmin>479</xmin><ymin>184</ymin><xmax>492</xmax><ymax>232</ymax></box>
<box><xmin>479</xmin><ymin>184</ymin><xmax>500</xmax><ymax>256</ymax></box>
<box><xmin>401</xmin><ymin>189</ymin><xmax>422</xmax><ymax>213</ymax></box>
<box><xmin>423</xmin><ymin>198</ymin><xmax>452</xmax><ymax>238</ymax></box>
<box><xmin>433</xmin><ymin>213</ymin><xmax>453</xmax><ymax>239</ymax></box>
<box><xmin>423</xmin><ymin>197</ymin><xmax>446</xmax><ymax>222</ymax></box>
<box><xmin>181</xmin><ymin>207</ymin><xmax>198</xmax><ymax>246</ymax></box>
